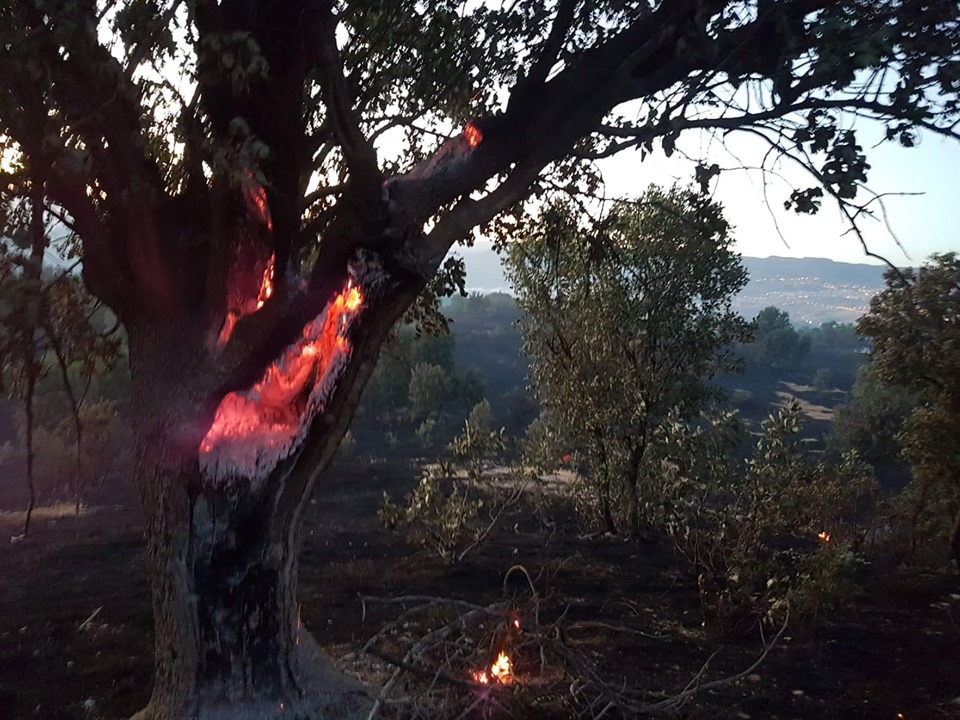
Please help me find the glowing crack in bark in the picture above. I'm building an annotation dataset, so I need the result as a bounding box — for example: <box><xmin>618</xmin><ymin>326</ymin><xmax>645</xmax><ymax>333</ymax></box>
<box><xmin>398</xmin><ymin>122</ymin><xmax>484</xmax><ymax>182</ymax></box>
<box><xmin>464</xmin><ymin>121</ymin><xmax>483</xmax><ymax>149</ymax></box>
<box><xmin>213</xmin><ymin>170</ymin><xmax>276</xmax><ymax>347</ymax></box>
<box><xmin>200</xmin><ymin>279</ymin><xmax>364</xmax><ymax>484</ymax></box>
<box><xmin>241</xmin><ymin>169</ymin><xmax>273</xmax><ymax>231</ymax></box>
<box><xmin>217</xmin><ymin>253</ymin><xmax>276</xmax><ymax>347</ymax></box>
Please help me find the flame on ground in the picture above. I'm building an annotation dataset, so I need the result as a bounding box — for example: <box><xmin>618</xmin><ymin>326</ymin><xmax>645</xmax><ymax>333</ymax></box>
<box><xmin>818</xmin><ymin>531</ymin><xmax>832</xmax><ymax>543</ymax></box>
<box><xmin>200</xmin><ymin>279</ymin><xmax>364</xmax><ymax>462</ymax></box>
<box><xmin>473</xmin><ymin>651</ymin><xmax>512</xmax><ymax>686</ymax></box>
<box><xmin>464</xmin><ymin>122</ymin><xmax>483</xmax><ymax>149</ymax></box>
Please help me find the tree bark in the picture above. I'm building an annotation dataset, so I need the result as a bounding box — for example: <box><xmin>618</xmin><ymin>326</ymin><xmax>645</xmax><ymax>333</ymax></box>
<box><xmin>22</xmin><ymin>362</ymin><xmax>36</xmax><ymax>539</ymax></box>
<box><xmin>624</xmin><ymin>441</ymin><xmax>646</xmax><ymax>537</ymax></box>
<box><xmin>950</xmin><ymin>504</ymin><xmax>960</xmax><ymax>566</ymax></box>
<box><xmin>592</xmin><ymin>429</ymin><xmax>617</xmax><ymax>534</ymax></box>
<box><xmin>127</xmin><ymin>321</ymin><xmax>371</xmax><ymax>720</ymax></box>
<box><xmin>599</xmin><ymin>482</ymin><xmax>616</xmax><ymax>536</ymax></box>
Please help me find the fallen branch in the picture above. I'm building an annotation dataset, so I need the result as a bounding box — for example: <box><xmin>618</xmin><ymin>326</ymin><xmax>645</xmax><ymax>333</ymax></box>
<box><xmin>78</xmin><ymin>605</ymin><xmax>104</xmax><ymax>631</ymax></box>
<box><xmin>355</xmin><ymin>582</ymin><xmax>791</xmax><ymax>719</ymax></box>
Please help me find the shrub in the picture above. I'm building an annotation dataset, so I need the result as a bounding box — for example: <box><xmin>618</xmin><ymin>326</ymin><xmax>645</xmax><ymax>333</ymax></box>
<box><xmin>645</xmin><ymin>403</ymin><xmax>874</xmax><ymax>630</ymax></box>
<box><xmin>415</xmin><ymin>418</ymin><xmax>436</xmax><ymax>447</ymax></box>
<box><xmin>379</xmin><ymin>401</ymin><xmax>522</xmax><ymax>563</ymax></box>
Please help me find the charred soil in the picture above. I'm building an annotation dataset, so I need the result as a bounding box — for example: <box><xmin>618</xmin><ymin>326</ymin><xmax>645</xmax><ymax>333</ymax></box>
<box><xmin>1</xmin><ymin>459</ymin><xmax>958</xmax><ymax>720</ymax></box>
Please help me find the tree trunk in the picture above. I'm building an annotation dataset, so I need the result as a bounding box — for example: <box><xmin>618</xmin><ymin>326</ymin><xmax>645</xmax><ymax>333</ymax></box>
<box><xmin>624</xmin><ymin>477</ymin><xmax>640</xmax><ymax>537</ymax></box>
<box><xmin>592</xmin><ymin>430</ymin><xmax>617</xmax><ymax>534</ymax></box>
<box><xmin>128</xmin><ymin>322</ymin><xmax>371</xmax><ymax>720</ymax></box>
<box><xmin>22</xmin><ymin>362</ymin><xmax>36</xmax><ymax>539</ymax></box>
<box><xmin>623</xmin><ymin>441</ymin><xmax>645</xmax><ymax>538</ymax></box>
<box><xmin>599</xmin><ymin>481</ymin><xmax>616</xmax><ymax>535</ymax></box>
<box><xmin>950</xmin><ymin>505</ymin><xmax>960</xmax><ymax>566</ymax></box>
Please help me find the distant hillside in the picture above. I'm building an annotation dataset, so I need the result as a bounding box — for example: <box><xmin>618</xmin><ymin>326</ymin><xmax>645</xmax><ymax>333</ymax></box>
<box><xmin>737</xmin><ymin>256</ymin><xmax>888</xmax><ymax>325</ymax></box>
<box><xmin>458</xmin><ymin>246</ymin><xmax>889</xmax><ymax>325</ymax></box>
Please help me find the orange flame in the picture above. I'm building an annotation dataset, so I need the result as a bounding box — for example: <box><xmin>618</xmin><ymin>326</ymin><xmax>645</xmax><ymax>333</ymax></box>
<box><xmin>472</xmin><ymin>651</ymin><xmax>512</xmax><ymax>685</ymax></box>
<box><xmin>464</xmin><ymin>122</ymin><xmax>483</xmax><ymax>149</ymax></box>
<box><xmin>490</xmin><ymin>651</ymin><xmax>512</xmax><ymax>683</ymax></box>
<box><xmin>200</xmin><ymin>279</ymin><xmax>365</xmax><ymax>458</ymax></box>
<box><xmin>818</xmin><ymin>531</ymin><xmax>831</xmax><ymax>543</ymax></box>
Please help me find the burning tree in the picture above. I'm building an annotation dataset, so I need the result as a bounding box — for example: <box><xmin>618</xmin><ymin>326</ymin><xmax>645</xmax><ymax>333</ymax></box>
<box><xmin>0</xmin><ymin>1</ymin><xmax>958</xmax><ymax>718</ymax></box>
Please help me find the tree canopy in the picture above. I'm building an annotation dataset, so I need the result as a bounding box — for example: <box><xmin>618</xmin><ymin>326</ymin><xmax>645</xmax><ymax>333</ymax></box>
<box><xmin>747</xmin><ymin>306</ymin><xmax>811</xmax><ymax>367</ymax></box>
<box><xmin>508</xmin><ymin>185</ymin><xmax>751</xmax><ymax>533</ymax></box>
<box><xmin>858</xmin><ymin>253</ymin><xmax>960</xmax><ymax>561</ymax></box>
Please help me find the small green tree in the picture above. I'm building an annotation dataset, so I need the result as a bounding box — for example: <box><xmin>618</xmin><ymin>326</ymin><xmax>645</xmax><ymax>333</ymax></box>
<box><xmin>812</xmin><ymin>368</ymin><xmax>832</xmax><ymax>394</ymax></box>
<box><xmin>360</xmin><ymin>343</ymin><xmax>413</xmax><ymax>420</ymax></box>
<box><xmin>452</xmin><ymin>367</ymin><xmax>486</xmax><ymax>412</ymax></box>
<box><xmin>828</xmin><ymin>364</ymin><xmax>916</xmax><ymax>470</ymax></box>
<box><xmin>411</xmin><ymin>332</ymin><xmax>455</xmax><ymax>372</ymax></box>
<box><xmin>415</xmin><ymin>418</ymin><xmax>437</xmax><ymax>447</ymax></box>
<box><xmin>1</xmin><ymin>230</ymin><xmax>123</xmax><ymax>532</ymax></box>
<box><xmin>408</xmin><ymin>362</ymin><xmax>451</xmax><ymax>419</ymax></box>
<box><xmin>858</xmin><ymin>253</ymin><xmax>960</xmax><ymax>561</ymax></box>
<box><xmin>748</xmin><ymin>307</ymin><xmax>811</xmax><ymax>368</ymax></box>
<box><xmin>507</xmin><ymin>186</ymin><xmax>751</xmax><ymax>535</ymax></box>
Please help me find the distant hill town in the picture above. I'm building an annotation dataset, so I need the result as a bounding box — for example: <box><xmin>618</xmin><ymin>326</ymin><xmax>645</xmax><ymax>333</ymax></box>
<box><xmin>459</xmin><ymin>245</ymin><xmax>890</xmax><ymax>325</ymax></box>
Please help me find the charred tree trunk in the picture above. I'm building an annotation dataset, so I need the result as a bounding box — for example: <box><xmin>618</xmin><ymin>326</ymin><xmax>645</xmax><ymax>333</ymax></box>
<box><xmin>623</xmin><ymin>441</ymin><xmax>646</xmax><ymax>538</ymax></box>
<box><xmin>624</xmin><ymin>476</ymin><xmax>640</xmax><ymax>537</ymax></box>
<box><xmin>950</xmin><ymin>504</ymin><xmax>960</xmax><ymax>566</ymax></box>
<box><xmin>127</xmin><ymin>321</ymin><xmax>371</xmax><ymax>720</ymax></box>
<box><xmin>599</xmin><ymin>482</ymin><xmax>616</xmax><ymax>536</ymax></box>
<box><xmin>22</xmin><ymin>362</ymin><xmax>36</xmax><ymax>539</ymax></box>
<box><xmin>592</xmin><ymin>429</ymin><xmax>617</xmax><ymax>534</ymax></box>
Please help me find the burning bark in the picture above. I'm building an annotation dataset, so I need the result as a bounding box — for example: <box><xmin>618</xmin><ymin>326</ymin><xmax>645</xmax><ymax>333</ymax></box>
<box><xmin>213</xmin><ymin>170</ymin><xmax>277</xmax><ymax>348</ymax></box>
<box><xmin>201</xmin><ymin>122</ymin><xmax>486</xmax><ymax>484</ymax></box>
<box><xmin>403</xmin><ymin>122</ymin><xmax>483</xmax><ymax>181</ymax></box>
<box><xmin>201</xmin><ymin>277</ymin><xmax>364</xmax><ymax>484</ymax></box>
<box><xmin>216</xmin><ymin>252</ymin><xmax>276</xmax><ymax>347</ymax></box>
<box><xmin>241</xmin><ymin>169</ymin><xmax>274</xmax><ymax>231</ymax></box>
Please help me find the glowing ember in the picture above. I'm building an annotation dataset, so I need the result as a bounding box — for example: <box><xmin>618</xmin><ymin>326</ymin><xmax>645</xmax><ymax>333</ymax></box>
<box><xmin>818</xmin><ymin>531</ymin><xmax>832</xmax><ymax>543</ymax></box>
<box><xmin>464</xmin><ymin>122</ymin><xmax>483</xmax><ymax>149</ymax></box>
<box><xmin>296</xmin><ymin>604</ymin><xmax>302</xmax><ymax>646</ymax></box>
<box><xmin>242</xmin><ymin>170</ymin><xmax>273</xmax><ymax>230</ymax></box>
<box><xmin>255</xmin><ymin>258</ymin><xmax>275</xmax><ymax>309</ymax></box>
<box><xmin>216</xmin><ymin>253</ymin><xmax>276</xmax><ymax>347</ymax></box>
<box><xmin>473</xmin><ymin>651</ymin><xmax>512</xmax><ymax>685</ymax></box>
<box><xmin>200</xmin><ymin>279</ymin><xmax>365</xmax><ymax>477</ymax></box>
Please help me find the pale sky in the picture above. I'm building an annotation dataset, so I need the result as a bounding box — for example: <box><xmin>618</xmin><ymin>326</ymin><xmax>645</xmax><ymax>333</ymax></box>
<box><xmin>596</xmin><ymin>119</ymin><xmax>960</xmax><ymax>266</ymax></box>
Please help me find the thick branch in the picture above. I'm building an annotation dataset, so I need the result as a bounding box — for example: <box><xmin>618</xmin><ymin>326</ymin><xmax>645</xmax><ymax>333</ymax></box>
<box><xmin>314</xmin><ymin>4</ymin><xmax>383</xmax><ymax>200</ymax></box>
<box><xmin>524</xmin><ymin>0</ymin><xmax>579</xmax><ymax>88</ymax></box>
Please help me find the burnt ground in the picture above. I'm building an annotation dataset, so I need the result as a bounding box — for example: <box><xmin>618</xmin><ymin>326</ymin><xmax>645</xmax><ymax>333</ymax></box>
<box><xmin>1</xmin><ymin>459</ymin><xmax>959</xmax><ymax>720</ymax></box>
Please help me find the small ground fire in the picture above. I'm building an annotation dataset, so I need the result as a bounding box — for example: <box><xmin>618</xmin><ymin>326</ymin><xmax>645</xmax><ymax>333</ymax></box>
<box><xmin>473</xmin><ymin>651</ymin><xmax>513</xmax><ymax>685</ymax></box>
